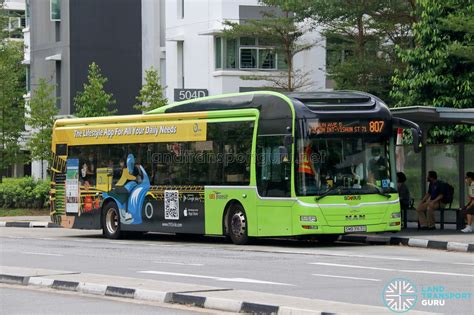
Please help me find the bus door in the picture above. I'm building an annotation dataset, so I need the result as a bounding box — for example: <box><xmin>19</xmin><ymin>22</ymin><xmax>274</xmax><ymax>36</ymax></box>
<box><xmin>256</xmin><ymin>135</ymin><xmax>295</xmax><ymax>236</ymax></box>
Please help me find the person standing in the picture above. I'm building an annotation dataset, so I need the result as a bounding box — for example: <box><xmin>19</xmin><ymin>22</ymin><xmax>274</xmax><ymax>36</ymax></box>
<box><xmin>460</xmin><ymin>172</ymin><xmax>474</xmax><ymax>233</ymax></box>
<box><xmin>416</xmin><ymin>171</ymin><xmax>445</xmax><ymax>230</ymax></box>
<box><xmin>397</xmin><ymin>172</ymin><xmax>410</xmax><ymax>227</ymax></box>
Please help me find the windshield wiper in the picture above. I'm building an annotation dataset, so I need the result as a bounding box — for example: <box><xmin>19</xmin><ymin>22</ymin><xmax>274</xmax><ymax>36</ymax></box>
<box><xmin>373</xmin><ymin>186</ymin><xmax>391</xmax><ymax>198</ymax></box>
<box><xmin>315</xmin><ymin>187</ymin><xmax>342</xmax><ymax>201</ymax></box>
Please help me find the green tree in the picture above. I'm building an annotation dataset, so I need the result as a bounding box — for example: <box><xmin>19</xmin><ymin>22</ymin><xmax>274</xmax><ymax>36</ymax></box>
<box><xmin>0</xmin><ymin>2</ymin><xmax>25</xmax><ymax>182</ymax></box>
<box><xmin>26</xmin><ymin>78</ymin><xmax>58</xmax><ymax>176</ymax></box>
<box><xmin>391</xmin><ymin>0</ymin><xmax>474</xmax><ymax>143</ymax></box>
<box><xmin>264</xmin><ymin>0</ymin><xmax>416</xmax><ymax>102</ymax></box>
<box><xmin>222</xmin><ymin>9</ymin><xmax>316</xmax><ymax>91</ymax></box>
<box><xmin>134</xmin><ymin>67</ymin><xmax>167</xmax><ymax>112</ymax></box>
<box><xmin>74</xmin><ymin>62</ymin><xmax>117</xmax><ymax>117</ymax></box>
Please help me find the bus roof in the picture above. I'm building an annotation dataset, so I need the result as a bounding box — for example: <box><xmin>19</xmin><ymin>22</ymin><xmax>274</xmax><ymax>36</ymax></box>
<box><xmin>148</xmin><ymin>90</ymin><xmax>392</xmax><ymax>122</ymax></box>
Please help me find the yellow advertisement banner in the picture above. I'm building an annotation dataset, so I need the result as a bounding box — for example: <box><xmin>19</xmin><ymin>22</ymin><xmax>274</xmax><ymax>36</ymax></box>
<box><xmin>54</xmin><ymin>120</ymin><xmax>207</xmax><ymax>146</ymax></box>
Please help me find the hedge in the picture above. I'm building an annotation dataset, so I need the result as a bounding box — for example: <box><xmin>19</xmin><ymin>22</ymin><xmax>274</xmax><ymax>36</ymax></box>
<box><xmin>0</xmin><ymin>177</ymin><xmax>49</xmax><ymax>209</ymax></box>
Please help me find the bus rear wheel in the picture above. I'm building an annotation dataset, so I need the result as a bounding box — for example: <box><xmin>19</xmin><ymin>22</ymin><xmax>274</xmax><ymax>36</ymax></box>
<box><xmin>227</xmin><ymin>204</ymin><xmax>249</xmax><ymax>245</ymax></box>
<box><xmin>102</xmin><ymin>202</ymin><xmax>122</xmax><ymax>239</ymax></box>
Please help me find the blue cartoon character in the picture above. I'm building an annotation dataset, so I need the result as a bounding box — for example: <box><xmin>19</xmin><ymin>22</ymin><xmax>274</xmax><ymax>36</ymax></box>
<box><xmin>102</xmin><ymin>154</ymin><xmax>150</xmax><ymax>224</ymax></box>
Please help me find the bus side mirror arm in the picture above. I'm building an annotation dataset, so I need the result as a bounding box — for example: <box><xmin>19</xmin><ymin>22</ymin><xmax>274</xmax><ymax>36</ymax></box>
<box><xmin>411</xmin><ymin>127</ymin><xmax>422</xmax><ymax>153</ymax></box>
<box><xmin>392</xmin><ymin>117</ymin><xmax>423</xmax><ymax>153</ymax></box>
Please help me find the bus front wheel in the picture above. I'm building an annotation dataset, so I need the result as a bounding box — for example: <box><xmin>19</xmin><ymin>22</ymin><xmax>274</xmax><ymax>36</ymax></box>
<box><xmin>228</xmin><ymin>204</ymin><xmax>249</xmax><ymax>245</ymax></box>
<box><xmin>102</xmin><ymin>202</ymin><xmax>122</xmax><ymax>239</ymax></box>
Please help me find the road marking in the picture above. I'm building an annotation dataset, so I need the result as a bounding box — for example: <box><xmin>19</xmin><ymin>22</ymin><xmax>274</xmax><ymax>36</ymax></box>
<box><xmin>153</xmin><ymin>261</ymin><xmax>204</xmax><ymax>266</ymax></box>
<box><xmin>310</xmin><ymin>262</ymin><xmax>393</xmax><ymax>271</ymax></box>
<box><xmin>311</xmin><ymin>273</ymin><xmax>381</xmax><ymax>282</ymax></box>
<box><xmin>38</xmin><ymin>237</ymin><xmax>56</xmax><ymax>240</ymax></box>
<box><xmin>453</xmin><ymin>262</ymin><xmax>474</xmax><ymax>266</ymax></box>
<box><xmin>323</xmin><ymin>253</ymin><xmax>421</xmax><ymax>262</ymax></box>
<box><xmin>310</xmin><ymin>262</ymin><xmax>474</xmax><ymax>278</ymax></box>
<box><xmin>146</xmin><ymin>243</ymin><xmax>176</xmax><ymax>247</ymax></box>
<box><xmin>21</xmin><ymin>251</ymin><xmax>63</xmax><ymax>257</ymax></box>
<box><xmin>138</xmin><ymin>271</ymin><xmax>294</xmax><ymax>286</ymax></box>
<box><xmin>400</xmin><ymin>270</ymin><xmax>474</xmax><ymax>277</ymax></box>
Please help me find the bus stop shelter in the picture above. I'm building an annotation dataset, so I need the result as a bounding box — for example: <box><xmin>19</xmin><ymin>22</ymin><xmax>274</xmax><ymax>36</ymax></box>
<box><xmin>390</xmin><ymin>106</ymin><xmax>474</xmax><ymax>227</ymax></box>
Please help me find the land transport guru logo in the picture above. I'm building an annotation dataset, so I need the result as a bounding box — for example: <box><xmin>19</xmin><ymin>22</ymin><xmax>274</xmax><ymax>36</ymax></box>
<box><xmin>382</xmin><ymin>278</ymin><xmax>418</xmax><ymax>313</ymax></box>
<box><xmin>382</xmin><ymin>278</ymin><xmax>472</xmax><ymax>313</ymax></box>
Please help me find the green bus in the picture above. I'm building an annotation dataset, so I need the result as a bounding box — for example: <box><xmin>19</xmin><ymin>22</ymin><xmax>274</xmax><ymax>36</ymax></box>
<box><xmin>50</xmin><ymin>91</ymin><xmax>421</xmax><ymax>244</ymax></box>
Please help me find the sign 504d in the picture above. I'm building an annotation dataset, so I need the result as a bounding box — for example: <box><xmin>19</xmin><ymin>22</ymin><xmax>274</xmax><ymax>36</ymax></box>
<box><xmin>174</xmin><ymin>88</ymin><xmax>208</xmax><ymax>101</ymax></box>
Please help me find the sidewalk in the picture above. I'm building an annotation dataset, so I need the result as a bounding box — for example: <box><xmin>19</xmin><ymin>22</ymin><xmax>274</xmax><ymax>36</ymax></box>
<box><xmin>0</xmin><ymin>215</ymin><xmax>59</xmax><ymax>228</ymax></box>
<box><xmin>342</xmin><ymin>228</ymin><xmax>474</xmax><ymax>253</ymax></box>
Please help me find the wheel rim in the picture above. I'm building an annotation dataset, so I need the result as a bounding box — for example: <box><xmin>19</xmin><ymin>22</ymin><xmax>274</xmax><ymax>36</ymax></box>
<box><xmin>230</xmin><ymin>211</ymin><xmax>246</xmax><ymax>238</ymax></box>
<box><xmin>106</xmin><ymin>208</ymin><xmax>118</xmax><ymax>234</ymax></box>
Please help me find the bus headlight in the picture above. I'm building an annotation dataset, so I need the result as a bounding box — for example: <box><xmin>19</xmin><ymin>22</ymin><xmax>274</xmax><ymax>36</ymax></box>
<box><xmin>300</xmin><ymin>216</ymin><xmax>317</xmax><ymax>222</ymax></box>
<box><xmin>391</xmin><ymin>212</ymin><xmax>401</xmax><ymax>218</ymax></box>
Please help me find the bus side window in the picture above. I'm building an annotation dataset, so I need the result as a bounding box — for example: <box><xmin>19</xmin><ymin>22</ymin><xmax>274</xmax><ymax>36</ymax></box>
<box><xmin>257</xmin><ymin>136</ymin><xmax>291</xmax><ymax>197</ymax></box>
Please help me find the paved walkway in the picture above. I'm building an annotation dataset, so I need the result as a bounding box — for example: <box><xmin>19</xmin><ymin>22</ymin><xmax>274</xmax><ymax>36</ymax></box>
<box><xmin>0</xmin><ymin>215</ymin><xmax>50</xmax><ymax>222</ymax></box>
<box><xmin>380</xmin><ymin>228</ymin><xmax>474</xmax><ymax>244</ymax></box>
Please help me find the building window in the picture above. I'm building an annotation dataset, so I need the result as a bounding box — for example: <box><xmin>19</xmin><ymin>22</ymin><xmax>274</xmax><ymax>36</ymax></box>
<box><xmin>177</xmin><ymin>0</ymin><xmax>184</xmax><ymax>19</ymax></box>
<box><xmin>177</xmin><ymin>41</ymin><xmax>184</xmax><ymax>88</ymax></box>
<box><xmin>50</xmin><ymin>0</ymin><xmax>61</xmax><ymax>22</ymax></box>
<box><xmin>215</xmin><ymin>37</ymin><xmax>222</xmax><ymax>69</ymax></box>
<box><xmin>56</xmin><ymin>61</ymin><xmax>61</xmax><ymax>108</ymax></box>
<box><xmin>26</xmin><ymin>66</ymin><xmax>31</xmax><ymax>94</ymax></box>
<box><xmin>215</xmin><ymin>37</ymin><xmax>287</xmax><ymax>71</ymax></box>
<box><xmin>26</xmin><ymin>0</ymin><xmax>30</xmax><ymax>27</ymax></box>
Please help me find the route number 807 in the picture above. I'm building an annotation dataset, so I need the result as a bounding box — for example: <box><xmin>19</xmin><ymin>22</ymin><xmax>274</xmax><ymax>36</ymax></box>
<box><xmin>369</xmin><ymin>121</ymin><xmax>385</xmax><ymax>133</ymax></box>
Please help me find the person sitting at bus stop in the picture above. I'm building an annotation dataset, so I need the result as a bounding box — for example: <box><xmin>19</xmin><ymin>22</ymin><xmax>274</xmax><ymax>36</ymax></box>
<box><xmin>298</xmin><ymin>140</ymin><xmax>316</xmax><ymax>187</ymax></box>
<box><xmin>460</xmin><ymin>171</ymin><xmax>474</xmax><ymax>233</ymax></box>
<box><xmin>417</xmin><ymin>171</ymin><xmax>446</xmax><ymax>230</ymax></box>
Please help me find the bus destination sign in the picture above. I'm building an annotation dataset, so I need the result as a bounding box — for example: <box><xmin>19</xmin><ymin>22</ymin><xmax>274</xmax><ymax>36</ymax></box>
<box><xmin>308</xmin><ymin>120</ymin><xmax>386</xmax><ymax>135</ymax></box>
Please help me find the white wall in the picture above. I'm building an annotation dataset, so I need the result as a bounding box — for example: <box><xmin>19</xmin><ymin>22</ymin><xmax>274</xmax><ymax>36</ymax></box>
<box><xmin>164</xmin><ymin>0</ymin><xmax>327</xmax><ymax>102</ymax></box>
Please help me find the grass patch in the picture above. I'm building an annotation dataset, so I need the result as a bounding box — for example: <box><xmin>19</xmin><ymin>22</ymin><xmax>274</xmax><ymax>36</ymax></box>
<box><xmin>0</xmin><ymin>208</ymin><xmax>49</xmax><ymax>217</ymax></box>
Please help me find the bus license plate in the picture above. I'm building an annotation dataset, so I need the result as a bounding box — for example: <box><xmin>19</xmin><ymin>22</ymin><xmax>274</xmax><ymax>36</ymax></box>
<box><xmin>344</xmin><ymin>226</ymin><xmax>367</xmax><ymax>233</ymax></box>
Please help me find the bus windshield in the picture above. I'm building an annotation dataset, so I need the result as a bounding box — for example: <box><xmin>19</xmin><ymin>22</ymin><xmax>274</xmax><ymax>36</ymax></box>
<box><xmin>296</xmin><ymin>135</ymin><xmax>396</xmax><ymax>197</ymax></box>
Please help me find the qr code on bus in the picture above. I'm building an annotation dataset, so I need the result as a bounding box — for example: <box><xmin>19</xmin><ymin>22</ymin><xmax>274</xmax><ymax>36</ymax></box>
<box><xmin>164</xmin><ymin>190</ymin><xmax>179</xmax><ymax>220</ymax></box>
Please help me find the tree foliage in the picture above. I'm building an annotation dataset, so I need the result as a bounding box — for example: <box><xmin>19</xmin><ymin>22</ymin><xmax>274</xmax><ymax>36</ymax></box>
<box><xmin>222</xmin><ymin>5</ymin><xmax>316</xmax><ymax>91</ymax></box>
<box><xmin>74</xmin><ymin>62</ymin><xmax>117</xmax><ymax>117</ymax></box>
<box><xmin>134</xmin><ymin>67</ymin><xmax>167</xmax><ymax>112</ymax></box>
<box><xmin>265</xmin><ymin>0</ymin><xmax>416</xmax><ymax>102</ymax></box>
<box><xmin>0</xmin><ymin>2</ymin><xmax>25</xmax><ymax>181</ymax></box>
<box><xmin>26</xmin><ymin>78</ymin><xmax>58</xmax><ymax>163</ymax></box>
<box><xmin>391</xmin><ymin>0</ymin><xmax>474</xmax><ymax>143</ymax></box>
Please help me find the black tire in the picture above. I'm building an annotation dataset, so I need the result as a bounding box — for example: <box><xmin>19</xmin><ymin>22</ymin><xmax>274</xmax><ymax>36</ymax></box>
<box><xmin>315</xmin><ymin>234</ymin><xmax>340</xmax><ymax>244</ymax></box>
<box><xmin>227</xmin><ymin>203</ymin><xmax>249</xmax><ymax>245</ymax></box>
<box><xmin>102</xmin><ymin>202</ymin><xmax>122</xmax><ymax>239</ymax></box>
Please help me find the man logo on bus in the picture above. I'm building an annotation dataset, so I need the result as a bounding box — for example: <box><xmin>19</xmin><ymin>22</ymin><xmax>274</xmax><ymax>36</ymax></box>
<box><xmin>382</xmin><ymin>278</ymin><xmax>418</xmax><ymax>313</ymax></box>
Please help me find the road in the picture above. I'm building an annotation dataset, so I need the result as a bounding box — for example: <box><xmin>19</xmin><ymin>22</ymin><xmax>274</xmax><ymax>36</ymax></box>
<box><xmin>1</xmin><ymin>227</ymin><xmax>473</xmax><ymax>314</ymax></box>
<box><xmin>0</xmin><ymin>285</ymin><xmax>213</xmax><ymax>314</ymax></box>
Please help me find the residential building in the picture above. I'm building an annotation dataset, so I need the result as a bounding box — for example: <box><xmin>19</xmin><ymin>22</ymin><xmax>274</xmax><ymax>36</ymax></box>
<box><xmin>28</xmin><ymin>0</ymin><xmax>146</xmax><ymax>116</ymax></box>
<box><xmin>27</xmin><ymin>0</ymin><xmax>166</xmax><ymax>179</ymax></box>
<box><xmin>164</xmin><ymin>0</ymin><xmax>326</xmax><ymax>102</ymax></box>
